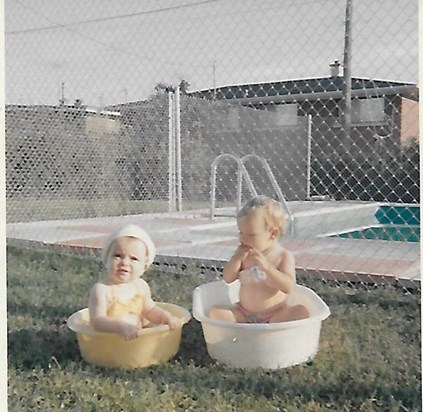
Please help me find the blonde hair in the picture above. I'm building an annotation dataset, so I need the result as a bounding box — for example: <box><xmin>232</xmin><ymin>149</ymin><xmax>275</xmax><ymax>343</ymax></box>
<box><xmin>237</xmin><ymin>195</ymin><xmax>286</xmax><ymax>235</ymax></box>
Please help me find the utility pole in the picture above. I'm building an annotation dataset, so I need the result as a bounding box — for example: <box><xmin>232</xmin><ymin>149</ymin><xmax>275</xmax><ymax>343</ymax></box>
<box><xmin>342</xmin><ymin>0</ymin><xmax>352</xmax><ymax>149</ymax></box>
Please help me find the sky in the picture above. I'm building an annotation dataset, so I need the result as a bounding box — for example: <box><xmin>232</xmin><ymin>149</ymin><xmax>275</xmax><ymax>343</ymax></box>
<box><xmin>5</xmin><ymin>0</ymin><xmax>419</xmax><ymax>107</ymax></box>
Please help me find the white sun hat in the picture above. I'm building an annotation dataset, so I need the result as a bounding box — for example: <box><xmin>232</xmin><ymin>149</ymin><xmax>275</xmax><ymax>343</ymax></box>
<box><xmin>101</xmin><ymin>223</ymin><xmax>156</xmax><ymax>268</ymax></box>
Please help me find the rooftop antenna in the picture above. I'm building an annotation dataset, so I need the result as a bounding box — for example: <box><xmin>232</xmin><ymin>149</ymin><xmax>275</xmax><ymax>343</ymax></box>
<box><xmin>59</xmin><ymin>82</ymin><xmax>65</xmax><ymax>106</ymax></box>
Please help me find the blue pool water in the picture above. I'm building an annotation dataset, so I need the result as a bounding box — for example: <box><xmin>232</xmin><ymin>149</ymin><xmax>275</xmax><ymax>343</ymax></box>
<box><xmin>333</xmin><ymin>205</ymin><xmax>420</xmax><ymax>243</ymax></box>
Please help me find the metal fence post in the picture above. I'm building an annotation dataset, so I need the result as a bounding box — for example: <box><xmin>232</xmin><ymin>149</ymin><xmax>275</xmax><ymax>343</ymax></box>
<box><xmin>175</xmin><ymin>85</ymin><xmax>182</xmax><ymax>211</ymax></box>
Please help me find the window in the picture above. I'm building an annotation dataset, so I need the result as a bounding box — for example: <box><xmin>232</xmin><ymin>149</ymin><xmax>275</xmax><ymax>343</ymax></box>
<box><xmin>351</xmin><ymin>97</ymin><xmax>386</xmax><ymax>124</ymax></box>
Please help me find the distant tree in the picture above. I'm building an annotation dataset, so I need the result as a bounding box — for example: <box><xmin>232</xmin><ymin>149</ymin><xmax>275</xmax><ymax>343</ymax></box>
<box><xmin>179</xmin><ymin>79</ymin><xmax>190</xmax><ymax>94</ymax></box>
<box><xmin>154</xmin><ymin>82</ymin><xmax>174</xmax><ymax>95</ymax></box>
<box><xmin>154</xmin><ymin>79</ymin><xmax>190</xmax><ymax>95</ymax></box>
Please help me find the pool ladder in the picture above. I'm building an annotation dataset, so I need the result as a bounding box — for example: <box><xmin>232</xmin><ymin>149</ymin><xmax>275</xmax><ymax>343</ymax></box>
<box><xmin>210</xmin><ymin>154</ymin><xmax>295</xmax><ymax>235</ymax></box>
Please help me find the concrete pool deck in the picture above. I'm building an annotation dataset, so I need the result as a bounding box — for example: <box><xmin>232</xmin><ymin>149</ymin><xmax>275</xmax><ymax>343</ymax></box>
<box><xmin>6</xmin><ymin>202</ymin><xmax>421</xmax><ymax>288</ymax></box>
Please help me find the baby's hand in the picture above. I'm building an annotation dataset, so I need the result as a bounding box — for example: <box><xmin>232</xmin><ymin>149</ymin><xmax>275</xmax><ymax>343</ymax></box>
<box><xmin>119</xmin><ymin>322</ymin><xmax>142</xmax><ymax>340</ymax></box>
<box><xmin>165</xmin><ymin>315</ymin><xmax>183</xmax><ymax>330</ymax></box>
<box><xmin>248</xmin><ymin>249</ymin><xmax>271</xmax><ymax>272</ymax></box>
<box><xmin>234</xmin><ymin>244</ymin><xmax>251</xmax><ymax>260</ymax></box>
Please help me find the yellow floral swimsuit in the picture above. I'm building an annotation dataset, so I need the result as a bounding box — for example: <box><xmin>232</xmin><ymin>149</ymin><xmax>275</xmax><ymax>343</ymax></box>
<box><xmin>106</xmin><ymin>279</ymin><xmax>153</xmax><ymax>319</ymax></box>
<box><xmin>107</xmin><ymin>287</ymin><xmax>144</xmax><ymax>318</ymax></box>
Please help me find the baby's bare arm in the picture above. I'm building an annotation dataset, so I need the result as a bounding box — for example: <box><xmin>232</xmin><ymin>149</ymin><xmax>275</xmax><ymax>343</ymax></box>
<box><xmin>223</xmin><ymin>244</ymin><xmax>250</xmax><ymax>283</ymax></box>
<box><xmin>144</xmin><ymin>305</ymin><xmax>182</xmax><ymax>330</ymax></box>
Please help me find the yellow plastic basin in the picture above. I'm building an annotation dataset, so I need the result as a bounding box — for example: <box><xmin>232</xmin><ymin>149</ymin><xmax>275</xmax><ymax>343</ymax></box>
<box><xmin>67</xmin><ymin>303</ymin><xmax>191</xmax><ymax>369</ymax></box>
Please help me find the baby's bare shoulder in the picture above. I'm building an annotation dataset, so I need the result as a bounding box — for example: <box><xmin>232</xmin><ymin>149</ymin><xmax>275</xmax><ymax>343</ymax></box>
<box><xmin>134</xmin><ymin>277</ymin><xmax>152</xmax><ymax>294</ymax></box>
<box><xmin>273</xmin><ymin>245</ymin><xmax>295</xmax><ymax>269</ymax></box>
<box><xmin>134</xmin><ymin>277</ymin><xmax>150</xmax><ymax>288</ymax></box>
<box><xmin>90</xmin><ymin>282</ymin><xmax>109</xmax><ymax>297</ymax></box>
<box><xmin>279</xmin><ymin>246</ymin><xmax>293</xmax><ymax>258</ymax></box>
<box><xmin>272</xmin><ymin>244</ymin><xmax>293</xmax><ymax>259</ymax></box>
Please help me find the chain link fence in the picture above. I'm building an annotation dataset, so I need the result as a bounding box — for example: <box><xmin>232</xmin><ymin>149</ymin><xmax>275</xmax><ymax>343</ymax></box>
<box><xmin>6</xmin><ymin>0</ymin><xmax>420</xmax><ymax>290</ymax></box>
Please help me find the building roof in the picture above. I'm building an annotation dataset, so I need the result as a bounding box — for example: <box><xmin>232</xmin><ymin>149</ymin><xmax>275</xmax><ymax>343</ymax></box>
<box><xmin>190</xmin><ymin>76</ymin><xmax>419</xmax><ymax>104</ymax></box>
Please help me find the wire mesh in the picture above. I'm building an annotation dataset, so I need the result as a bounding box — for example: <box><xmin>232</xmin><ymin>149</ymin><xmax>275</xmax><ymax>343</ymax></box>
<box><xmin>5</xmin><ymin>0</ymin><xmax>420</xmax><ymax>291</ymax></box>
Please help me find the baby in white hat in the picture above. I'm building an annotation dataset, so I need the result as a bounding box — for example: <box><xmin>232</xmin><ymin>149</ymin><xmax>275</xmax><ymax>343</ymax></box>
<box><xmin>89</xmin><ymin>224</ymin><xmax>182</xmax><ymax>340</ymax></box>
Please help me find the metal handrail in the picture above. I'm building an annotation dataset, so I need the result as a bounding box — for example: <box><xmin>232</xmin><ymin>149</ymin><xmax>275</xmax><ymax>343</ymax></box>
<box><xmin>210</xmin><ymin>154</ymin><xmax>257</xmax><ymax>219</ymax></box>
<box><xmin>210</xmin><ymin>154</ymin><xmax>295</xmax><ymax>235</ymax></box>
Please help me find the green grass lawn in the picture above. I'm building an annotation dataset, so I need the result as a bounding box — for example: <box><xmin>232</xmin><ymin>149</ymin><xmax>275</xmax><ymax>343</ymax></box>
<box><xmin>7</xmin><ymin>246</ymin><xmax>421</xmax><ymax>411</ymax></box>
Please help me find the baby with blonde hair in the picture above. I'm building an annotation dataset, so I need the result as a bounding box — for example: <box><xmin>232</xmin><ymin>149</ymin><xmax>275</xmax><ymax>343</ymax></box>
<box><xmin>89</xmin><ymin>224</ymin><xmax>181</xmax><ymax>340</ymax></box>
<box><xmin>209</xmin><ymin>195</ymin><xmax>309</xmax><ymax>323</ymax></box>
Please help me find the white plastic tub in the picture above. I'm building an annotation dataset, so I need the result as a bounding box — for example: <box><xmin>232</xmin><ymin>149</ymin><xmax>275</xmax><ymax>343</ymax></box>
<box><xmin>193</xmin><ymin>280</ymin><xmax>330</xmax><ymax>369</ymax></box>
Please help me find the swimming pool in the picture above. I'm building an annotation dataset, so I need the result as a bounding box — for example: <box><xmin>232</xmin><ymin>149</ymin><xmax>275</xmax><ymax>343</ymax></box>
<box><xmin>332</xmin><ymin>205</ymin><xmax>420</xmax><ymax>243</ymax></box>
